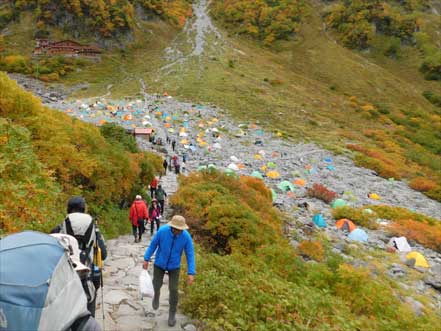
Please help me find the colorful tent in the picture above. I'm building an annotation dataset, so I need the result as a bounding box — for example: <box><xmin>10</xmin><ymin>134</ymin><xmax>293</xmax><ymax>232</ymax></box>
<box><xmin>348</xmin><ymin>228</ymin><xmax>368</xmax><ymax>242</ymax></box>
<box><xmin>278</xmin><ymin>180</ymin><xmax>296</xmax><ymax>192</ymax></box>
<box><xmin>267</xmin><ymin>162</ymin><xmax>277</xmax><ymax>168</ymax></box>
<box><xmin>266</xmin><ymin>171</ymin><xmax>280</xmax><ymax>179</ymax></box>
<box><xmin>388</xmin><ymin>237</ymin><xmax>411</xmax><ymax>252</ymax></box>
<box><xmin>251</xmin><ymin>171</ymin><xmax>264</xmax><ymax>179</ymax></box>
<box><xmin>293</xmin><ymin>179</ymin><xmax>306</xmax><ymax>187</ymax></box>
<box><xmin>271</xmin><ymin>189</ymin><xmax>277</xmax><ymax>201</ymax></box>
<box><xmin>228</xmin><ymin>163</ymin><xmax>239</xmax><ymax>171</ymax></box>
<box><xmin>254</xmin><ymin>154</ymin><xmax>263</xmax><ymax>160</ymax></box>
<box><xmin>368</xmin><ymin>193</ymin><xmax>381</xmax><ymax>200</ymax></box>
<box><xmin>406</xmin><ymin>251</ymin><xmax>429</xmax><ymax>268</ymax></box>
<box><xmin>331</xmin><ymin>199</ymin><xmax>347</xmax><ymax>209</ymax></box>
<box><xmin>313</xmin><ymin>214</ymin><xmax>327</xmax><ymax>228</ymax></box>
<box><xmin>335</xmin><ymin>219</ymin><xmax>356</xmax><ymax>232</ymax></box>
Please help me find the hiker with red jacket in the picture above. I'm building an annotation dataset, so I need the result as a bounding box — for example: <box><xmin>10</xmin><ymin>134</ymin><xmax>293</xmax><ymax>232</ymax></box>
<box><xmin>129</xmin><ymin>195</ymin><xmax>149</xmax><ymax>243</ymax></box>
<box><xmin>149</xmin><ymin>199</ymin><xmax>162</xmax><ymax>236</ymax></box>
<box><xmin>150</xmin><ymin>177</ymin><xmax>159</xmax><ymax>199</ymax></box>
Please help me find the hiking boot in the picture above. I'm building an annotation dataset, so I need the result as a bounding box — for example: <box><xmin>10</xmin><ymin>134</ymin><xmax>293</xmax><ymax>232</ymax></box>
<box><xmin>168</xmin><ymin>311</ymin><xmax>176</xmax><ymax>327</ymax></box>
<box><xmin>152</xmin><ymin>292</ymin><xmax>159</xmax><ymax>310</ymax></box>
<box><xmin>134</xmin><ymin>238</ymin><xmax>138</xmax><ymax>243</ymax></box>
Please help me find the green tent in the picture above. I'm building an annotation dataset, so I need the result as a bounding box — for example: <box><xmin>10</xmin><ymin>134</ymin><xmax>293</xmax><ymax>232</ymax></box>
<box><xmin>225</xmin><ymin>168</ymin><xmax>238</xmax><ymax>177</ymax></box>
<box><xmin>251</xmin><ymin>171</ymin><xmax>264</xmax><ymax>179</ymax></box>
<box><xmin>197</xmin><ymin>165</ymin><xmax>208</xmax><ymax>171</ymax></box>
<box><xmin>267</xmin><ymin>162</ymin><xmax>277</xmax><ymax>169</ymax></box>
<box><xmin>271</xmin><ymin>189</ymin><xmax>277</xmax><ymax>201</ymax></box>
<box><xmin>331</xmin><ymin>198</ymin><xmax>347</xmax><ymax>209</ymax></box>
<box><xmin>278</xmin><ymin>180</ymin><xmax>295</xmax><ymax>192</ymax></box>
<box><xmin>208</xmin><ymin>164</ymin><xmax>217</xmax><ymax>170</ymax></box>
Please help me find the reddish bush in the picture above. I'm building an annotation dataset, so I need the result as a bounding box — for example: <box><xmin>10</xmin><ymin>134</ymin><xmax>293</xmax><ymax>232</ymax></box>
<box><xmin>307</xmin><ymin>183</ymin><xmax>338</xmax><ymax>204</ymax></box>
<box><xmin>409</xmin><ymin>177</ymin><xmax>437</xmax><ymax>192</ymax></box>
<box><xmin>387</xmin><ymin>219</ymin><xmax>441</xmax><ymax>252</ymax></box>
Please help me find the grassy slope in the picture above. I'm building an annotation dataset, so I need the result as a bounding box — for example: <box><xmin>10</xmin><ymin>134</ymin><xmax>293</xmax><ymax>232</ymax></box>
<box><xmin>3</xmin><ymin>3</ymin><xmax>440</xmax><ymax>186</ymax></box>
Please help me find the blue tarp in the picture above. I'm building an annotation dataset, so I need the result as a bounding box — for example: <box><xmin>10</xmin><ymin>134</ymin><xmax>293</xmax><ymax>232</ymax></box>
<box><xmin>313</xmin><ymin>214</ymin><xmax>327</xmax><ymax>228</ymax></box>
<box><xmin>348</xmin><ymin>228</ymin><xmax>369</xmax><ymax>242</ymax></box>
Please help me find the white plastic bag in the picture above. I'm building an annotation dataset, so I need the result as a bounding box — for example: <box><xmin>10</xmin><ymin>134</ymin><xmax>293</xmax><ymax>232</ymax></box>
<box><xmin>139</xmin><ymin>270</ymin><xmax>154</xmax><ymax>298</ymax></box>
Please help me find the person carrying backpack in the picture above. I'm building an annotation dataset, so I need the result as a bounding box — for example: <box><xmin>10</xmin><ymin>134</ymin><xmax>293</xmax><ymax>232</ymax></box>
<box><xmin>163</xmin><ymin>158</ymin><xmax>168</xmax><ymax>175</ymax></box>
<box><xmin>148</xmin><ymin>199</ymin><xmax>161</xmax><ymax>236</ymax></box>
<box><xmin>150</xmin><ymin>176</ymin><xmax>159</xmax><ymax>198</ymax></box>
<box><xmin>129</xmin><ymin>195</ymin><xmax>149</xmax><ymax>243</ymax></box>
<box><xmin>50</xmin><ymin>196</ymin><xmax>107</xmax><ymax>317</ymax></box>
<box><xmin>0</xmin><ymin>231</ymin><xmax>102</xmax><ymax>331</ymax></box>
<box><xmin>155</xmin><ymin>184</ymin><xmax>167</xmax><ymax>215</ymax></box>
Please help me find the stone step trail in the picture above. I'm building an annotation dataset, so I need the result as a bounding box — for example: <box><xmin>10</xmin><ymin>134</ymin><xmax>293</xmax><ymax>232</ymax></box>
<box><xmin>95</xmin><ymin>156</ymin><xmax>194</xmax><ymax>330</ymax></box>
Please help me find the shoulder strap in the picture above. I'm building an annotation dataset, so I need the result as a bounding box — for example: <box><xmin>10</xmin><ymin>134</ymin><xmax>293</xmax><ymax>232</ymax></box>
<box><xmin>65</xmin><ymin>217</ymin><xmax>75</xmax><ymax>236</ymax></box>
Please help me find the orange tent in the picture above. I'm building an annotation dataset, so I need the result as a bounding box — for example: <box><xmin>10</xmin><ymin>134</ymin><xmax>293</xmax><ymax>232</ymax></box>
<box><xmin>294</xmin><ymin>179</ymin><xmax>306</xmax><ymax>187</ymax></box>
<box><xmin>335</xmin><ymin>219</ymin><xmax>356</xmax><ymax>232</ymax></box>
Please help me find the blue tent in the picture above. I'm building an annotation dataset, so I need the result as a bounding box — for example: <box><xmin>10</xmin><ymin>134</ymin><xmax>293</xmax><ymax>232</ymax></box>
<box><xmin>348</xmin><ymin>228</ymin><xmax>369</xmax><ymax>242</ymax></box>
<box><xmin>0</xmin><ymin>231</ymin><xmax>89</xmax><ymax>330</ymax></box>
<box><xmin>313</xmin><ymin>214</ymin><xmax>327</xmax><ymax>228</ymax></box>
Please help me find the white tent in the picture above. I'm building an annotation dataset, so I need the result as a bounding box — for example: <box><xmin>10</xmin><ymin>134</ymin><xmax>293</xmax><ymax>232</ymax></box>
<box><xmin>388</xmin><ymin>237</ymin><xmax>412</xmax><ymax>252</ymax></box>
<box><xmin>213</xmin><ymin>143</ymin><xmax>222</xmax><ymax>149</ymax></box>
<box><xmin>179</xmin><ymin>132</ymin><xmax>188</xmax><ymax>137</ymax></box>
<box><xmin>230</xmin><ymin>156</ymin><xmax>240</xmax><ymax>162</ymax></box>
<box><xmin>227</xmin><ymin>163</ymin><xmax>239</xmax><ymax>171</ymax></box>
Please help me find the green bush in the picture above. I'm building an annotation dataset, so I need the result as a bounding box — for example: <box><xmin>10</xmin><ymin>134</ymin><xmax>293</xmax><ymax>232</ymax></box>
<box><xmin>100</xmin><ymin>123</ymin><xmax>139</xmax><ymax>153</ymax></box>
<box><xmin>422</xmin><ymin>91</ymin><xmax>441</xmax><ymax>107</ymax></box>
<box><xmin>420</xmin><ymin>51</ymin><xmax>441</xmax><ymax>81</ymax></box>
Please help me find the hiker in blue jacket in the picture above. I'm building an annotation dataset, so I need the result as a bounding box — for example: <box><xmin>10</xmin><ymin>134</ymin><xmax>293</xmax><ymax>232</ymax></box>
<box><xmin>143</xmin><ymin>215</ymin><xmax>195</xmax><ymax>327</ymax></box>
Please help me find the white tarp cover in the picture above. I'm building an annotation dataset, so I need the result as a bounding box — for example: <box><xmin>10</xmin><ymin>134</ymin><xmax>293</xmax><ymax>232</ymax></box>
<box><xmin>389</xmin><ymin>236</ymin><xmax>412</xmax><ymax>252</ymax></box>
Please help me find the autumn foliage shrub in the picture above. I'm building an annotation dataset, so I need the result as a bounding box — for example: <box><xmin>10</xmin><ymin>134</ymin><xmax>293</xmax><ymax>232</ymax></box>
<box><xmin>409</xmin><ymin>177</ymin><xmax>437</xmax><ymax>192</ymax></box>
<box><xmin>0</xmin><ymin>73</ymin><xmax>162</xmax><ymax>235</ymax></box>
<box><xmin>171</xmin><ymin>172</ymin><xmax>281</xmax><ymax>254</ymax></box>
<box><xmin>331</xmin><ymin>206</ymin><xmax>379</xmax><ymax>230</ymax></box>
<box><xmin>211</xmin><ymin>0</ymin><xmax>304</xmax><ymax>45</ymax></box>
<box><xmin>298</xmin><ymin>240</ymin><xmax>324</xmax><ymax>262</ymax></box>
<box><xmin>306</xmin><ymin>183</ymin><xmax>337</xmax><ymax>204</ymax></box>
<box><xmin>387</xmin><ymin>219</ymin><xmax>441</xmax><ymax>252</ymax></box>
<box><xmin>176</xmin><ymin>173</ymin><xmax>441</xmax><ymax>330</ymax></box>
<box><xmin>367</xmin><ymin>204</ymin><xmax>438</xmax><ymax>225</ymax></box>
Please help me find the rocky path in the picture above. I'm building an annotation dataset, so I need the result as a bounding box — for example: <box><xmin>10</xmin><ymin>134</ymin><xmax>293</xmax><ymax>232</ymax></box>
<box><xmin>94</xmin><ymin>158</ymin><xmax>192</xmax><ymax>330</ymax></box>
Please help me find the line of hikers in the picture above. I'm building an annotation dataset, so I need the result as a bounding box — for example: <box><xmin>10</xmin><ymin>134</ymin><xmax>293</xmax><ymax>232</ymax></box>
<box><xmin>1</xmin><ymin>180</ymin><xmax>195</xmax><ymax>329</ymax></box>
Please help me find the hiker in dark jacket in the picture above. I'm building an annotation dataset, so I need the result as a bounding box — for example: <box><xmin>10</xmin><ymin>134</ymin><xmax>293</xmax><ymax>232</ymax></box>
<box><xmin>155</xmin><ymin>184</ymin><xmax>167</xmax><ymax>215</ymax></box>
<box><xmin>50</xmin><ymin>196</ymin><xmax>107</xmax><ymax>317</ymax></box>
<box><xmin>129</xmin><ymin>195</ymin><xmax>149</xmax><ymax>243</ymax></box>
<box><xmin>143</xmin><ymin>215</ymin><xmax>195</xmax><ymax>327</ymax></box>
<box><xmin>163</xmin><ymin>158</ymin><xmax>168</xmax><ymax>175</ymax></box>
<box><xmin>148</xmin><ymin>199</ymin><xmax>161</xmax><ymax>235</ymax></box>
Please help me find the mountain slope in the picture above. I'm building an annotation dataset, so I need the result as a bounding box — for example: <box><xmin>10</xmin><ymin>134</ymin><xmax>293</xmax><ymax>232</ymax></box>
<box><xmin>1</xmin><ymin>0</ymin><xmax>440</xmax><ymax>200</ymax></box>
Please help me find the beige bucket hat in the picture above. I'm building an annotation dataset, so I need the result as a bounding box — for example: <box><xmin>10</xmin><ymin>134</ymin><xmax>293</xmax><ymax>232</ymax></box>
<box><xmin>168</xmin><ymin>215</ymin><xmax>189</xmax><ymax>230</ymax></box>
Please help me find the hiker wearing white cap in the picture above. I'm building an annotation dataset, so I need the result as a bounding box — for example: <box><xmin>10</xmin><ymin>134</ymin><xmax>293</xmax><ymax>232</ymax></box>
<box><xmin>129</xmin><ymin>195</ymin><xmax>149</xmax><ymax>243</ymax></box>
<box><xmin>143</xmin><ymin>215</ymin><xmax>196</xmax><ymax>327</ymax></box>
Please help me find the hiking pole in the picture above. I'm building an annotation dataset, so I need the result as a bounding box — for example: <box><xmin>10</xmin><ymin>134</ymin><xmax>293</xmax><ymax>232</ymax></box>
<box><xmin>94</xmin><ymin>218</ymin><xmax>105</xmax><ymax>331</ymax></box>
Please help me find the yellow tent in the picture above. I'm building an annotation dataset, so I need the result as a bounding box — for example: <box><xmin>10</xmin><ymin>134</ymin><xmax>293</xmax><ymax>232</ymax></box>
<box><xmin>199</xmin><ymin>141</ymin><xmax>208</xmax><ymax>147</ymax></box>
<box><xmin>368</xmin><ymin>193</ymin><xmax>381</xmax><ymax>200</ymax></box>
<box><xmin>261</xmin><ymin>165</ymin><xmax>267</xmax><ymax>172</ymax></box>
<box><xmin>254</xmin><ymin>154</ymin><xmax>263</xmax><ymax>160</ymax></box>
<box><xmin>180</xmin><ymin>139</ymin><xmax>189</xmax><ymax>144</ymax></box>
<box><xmin>406</xmin><ymin>251</ymin><xmax>429</xmax><ymax>268</ymax></box>
<box><xmin>166</xmin><ymin>116</ymin><xmax>171</xmax><ymax>121</ymax></box>
<box><xmin>266</xmin><ymin>171</ymin><xmax>280</xmax><ymax>179</ymax></box>
<box><xmin>180</xmin><ymin>127</ymin><xmax>186</xmax><ymax>133</ymax></box>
